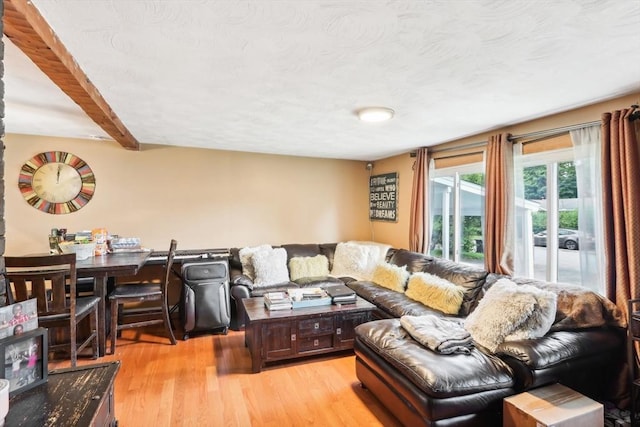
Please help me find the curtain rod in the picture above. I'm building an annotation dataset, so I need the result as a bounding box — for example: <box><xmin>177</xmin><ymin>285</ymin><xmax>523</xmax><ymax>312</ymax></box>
<box><xmin>509</xmin><ymin>120</ymin><xmax>601</xmax><ymax>143</ymax></box>
<box><xmin>428</xmin><ymin>140</ymin><xmax>486</xmax><ymax>154</ymax></box>
<box><xmin>428</xmin><ymin>120</ymin><xmax>601</xmax><ymax>154</ymax></box>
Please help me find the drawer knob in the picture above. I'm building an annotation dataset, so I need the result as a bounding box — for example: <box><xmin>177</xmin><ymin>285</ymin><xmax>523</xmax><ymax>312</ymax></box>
<box><xmin>336</xmin><ymin>328</ymin><xmax>342</xmax><ymax>335</ymax></box>
<box><xmin>314</xmin><ymin>339</ymin><xmax>319</xmax><ymax>347</ymax></box>
<box><xmin>314</xmin><ymin>322</ymin><xmax>319</xmax><ymax>329</ymax></box>
<box><xmin>291</xmin><ymin>334</ymin><xmax>296</xmax><ymax>341</ymax></box>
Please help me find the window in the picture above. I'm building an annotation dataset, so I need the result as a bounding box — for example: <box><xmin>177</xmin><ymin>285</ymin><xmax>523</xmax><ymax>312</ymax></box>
<box><xmin>429</xmin><ymin>154</ymin><xmax>485</xmax><ymax>266</ymax></box>
<box><xmin>513</xmin><ymin>130</ymin><xmax>604</xmax><ymax>294</ymax></box>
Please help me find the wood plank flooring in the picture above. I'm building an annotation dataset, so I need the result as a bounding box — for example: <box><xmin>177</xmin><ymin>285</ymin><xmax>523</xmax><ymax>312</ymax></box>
<box><xmin>50</xmin><ymin>327</ymin><xmax>402</xmax><ymax>427</ymax></box>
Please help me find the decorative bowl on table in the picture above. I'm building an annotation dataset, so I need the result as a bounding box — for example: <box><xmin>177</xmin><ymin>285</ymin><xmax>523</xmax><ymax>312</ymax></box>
<box><xmin>58</xmin><ymin>241</ymin><xmax>96</xmax><ymax>260</ymax></box>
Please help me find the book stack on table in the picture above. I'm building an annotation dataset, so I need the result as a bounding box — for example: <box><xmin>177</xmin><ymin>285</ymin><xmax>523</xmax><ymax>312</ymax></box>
<box><xmin>288</xmin><ymin>288</ymin><xmax>332</xmax><ymax>309</ymax></box>
<box><xmin>264</xmin><ymin>292</ymin><xmax>292</xmax><ymax>311</ymax></box>
<box><xmin>324</xmin><ymin>284</ymin><xmax>357</xmax><ymax>304</ymax></box>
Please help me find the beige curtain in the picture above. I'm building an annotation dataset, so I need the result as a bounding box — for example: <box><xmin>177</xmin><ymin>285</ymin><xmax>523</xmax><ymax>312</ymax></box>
<box><xmin>409</xmin><ymin>148</ymin><xmax>428</xmax><ymax>253</ymax></box>
<box><xmin>601</xmin><ymin>109</ymin><xmax>640</xmax><ymax>318</ymax></box>
<box><xmin>484</xmin><ymin>133</ymin><xmax>513</xmax><ymax>274</ymax></box>
<box><xmin>601</xmin><ymin>109</ymin><xmax>640</xmax><ymax>409</ymax></box>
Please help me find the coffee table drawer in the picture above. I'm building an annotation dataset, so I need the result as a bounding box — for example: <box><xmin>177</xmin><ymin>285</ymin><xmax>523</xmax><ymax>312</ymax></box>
<box><xmin>298</xmin><ymin>334</ymin><xmax>334</xmax><ymax>353</ymax></box>
<box><xmin>298</xmin><ymin>316</ymin><xmax>334</xmax><ymax>337</ymax></box>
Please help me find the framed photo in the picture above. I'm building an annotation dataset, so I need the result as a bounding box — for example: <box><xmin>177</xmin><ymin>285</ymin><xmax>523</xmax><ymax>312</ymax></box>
<box><xmin>0</xmin><ymin>299</ymin><xmax>38</xmax><ymax>340</ymax></box>
<box><xmin>0</xmin><ymin>327</ymin><xmax>48</xmax><ymax>397</ymax></box>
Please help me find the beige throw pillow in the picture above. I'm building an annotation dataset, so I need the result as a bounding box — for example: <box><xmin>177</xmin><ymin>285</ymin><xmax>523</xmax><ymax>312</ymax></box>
<box><xmin>405</xmin><ymin>272</ymin><xmax>465</xmax><ymax>315</ymax></box>
<box><xmin>289</xmin><ymin>255</ymin><xmax>329</xmax><ymax>281</ymax></box>
<box><xmin>239</xmin><ymin>244</ymin><xmax>272</xmax><ymax>280</ymax></box>
<box><xmin>371</xmin><ymin>262</ymin><xmax>410</xmax><ymax>292</ymax></box>
<box><xmin>252</xmin><ymin>247</ymin><xmax>290</xmax><ymax>287</ymax></box>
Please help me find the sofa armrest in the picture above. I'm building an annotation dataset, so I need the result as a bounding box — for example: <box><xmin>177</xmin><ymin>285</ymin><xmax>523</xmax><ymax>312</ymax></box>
<box><xmin>230</xmin><ymin>283</ymin><xmax>251</xmax><ymax>301</ymax></box>
<box><xmin>495</xmin><ymin>328</ymin><xmax>622</xmax><ymax>391</ymax></box>
<box><xmin>229</xmin><ymin>283</ymin><xmax>251</xmax><ymax>331</ymax></box>
<box><xmin>230</xmin><ymin>267</ymin><xmax>253</xmax><ymax>288</ymax></box>
<box><xmin>494</xmin><ymin>329</ymin><xmax>622</xmax><ymax>370</ymax></box>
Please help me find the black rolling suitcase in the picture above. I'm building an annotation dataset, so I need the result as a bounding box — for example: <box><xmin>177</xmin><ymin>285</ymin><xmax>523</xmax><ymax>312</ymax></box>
<box><xmin>180</xmin><ymin>260</ymin><xmax>230</xmax><ymax>339</ymax></box>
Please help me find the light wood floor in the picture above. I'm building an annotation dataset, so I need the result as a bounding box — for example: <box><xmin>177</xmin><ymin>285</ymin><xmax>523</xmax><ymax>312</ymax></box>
<box><xmin>51</xmin><ymin>326</ymin><xmax>402</xmax><ymax>427</ymax></box>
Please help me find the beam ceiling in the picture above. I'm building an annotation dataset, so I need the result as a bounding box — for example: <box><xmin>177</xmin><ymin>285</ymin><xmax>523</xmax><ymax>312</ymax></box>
<box><xmin>2</xmin><ymin>0</ymin><xmax>139</xmax><ymax>150</ymax></box>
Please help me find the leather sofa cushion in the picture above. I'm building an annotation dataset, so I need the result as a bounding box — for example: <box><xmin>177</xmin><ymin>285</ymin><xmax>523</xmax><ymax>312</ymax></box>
<box><xmin>494</xmin><ymin>329</ymin><xmax>622</xmax><ymax>370</ymax></box>
<box><xmin>355</xmin><ymin>319</ymin><xmax>515</xmax><ymax>398</ymax></box>
<box><xmin>236</xmin><ymin>243</ymin><xmax>337</xmax><ymax>270</ymax></box>
<box><xmin>423</xmin><ymin>258</ymin><xmax>488</xmax><ymax>316</ymax></box>
<box><xmin>349</xmin><ymin>281</ymin><xmax>443</xmax><ymax>318</ymax></box>
<box><xmin>294</xmin><ymin>276</ymin><xmax>344</xmax><ymax>287</ymax></box>
<box><xmin>388</xmin><ymin>250</ymin><xmax>487</xmax><ymax>316</ymax></box>
<box><xmin>229</xmin><ymin>247</ymin><xmax>242</xmax><ymax>270</ymax></box>
<box><xmin>281</xmin><ymin>244</ymin><xmax>322</xmax><ymax>264</ymax></box>
<box><xmin>319</xmin><ymin>243</ymin><xmax>338</xmax><ymax>270</ymax></box>
<box><xmin>389</xmin><ymin>249</ymin><xmax>435</xmax><ymax>273</ymax></box>
<box><xmin>245</xmin><ymin>281</ymin><xmax>298</xmax><ymax>296</ymax></box>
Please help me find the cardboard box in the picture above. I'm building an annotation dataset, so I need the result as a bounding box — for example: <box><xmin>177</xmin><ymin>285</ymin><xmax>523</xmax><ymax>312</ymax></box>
<box><xmin>504</xmin><ymin>383</ymin><xmax>603</xmax><ymax>427</ymax></box>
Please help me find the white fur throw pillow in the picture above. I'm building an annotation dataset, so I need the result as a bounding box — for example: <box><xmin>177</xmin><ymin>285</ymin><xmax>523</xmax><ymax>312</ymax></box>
<box><xmin>289</xmin><ymin>255</ymin><xmax>329</xmax><ymax>281</ymax></box>
<box><xmin>372</xmin><ymin>262</ymin><xmax>410</xmax><ymax>292</ymax></box>
<box><xmin>239</xmin><ymin>244</ymin><xmax>272</xmax><ymax>280</ymax></box>
<box><xmin>464</xmin><ymin>278</ymin><xmax>557</xmax><ymax>352</ymax></box>
<box><xmin>252</xmin><ymin>247</ymin><xmax>290</xmax><ymax>287</ymax></box>
<box><xmin>405</xmin><ymin>272</ymin><xmax>465</xmax><ymax>315</ymax></box>
<box><xmin>348</xmin><ymin>241</ymin><xmax>391</xmax><ymax>263</ymax></box>
<box><xmin>330</xmin><ymin>242</ymin><xmax>380</xmax><ymax>281</ymax></box>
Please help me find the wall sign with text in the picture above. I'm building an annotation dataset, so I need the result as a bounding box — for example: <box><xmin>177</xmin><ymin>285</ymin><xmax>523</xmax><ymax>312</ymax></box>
<box><xmin>369</xmin><ymin>172</ymin><xmax>398</xmax><ymax>222</ymax></box>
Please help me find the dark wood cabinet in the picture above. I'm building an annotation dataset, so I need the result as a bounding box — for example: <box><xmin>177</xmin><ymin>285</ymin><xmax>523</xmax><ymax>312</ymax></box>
<box><xmin>335</xmin><ymin>311</ymin><xmax>370</xmax><ymax>348</ymax></box>
<box><xmin>6</xmin><ymin>361</ymin><xmax>120</xmax><ymax>427</ymax></box>
<box><xmin>243</xmin><ymin>297</ymin><xmax>375</xmax><ymax>373</ymax></box>
<box><xmin>262</xmin><ymin>320</ymin><xmax>296</xmax><ymax>359</ymax></box>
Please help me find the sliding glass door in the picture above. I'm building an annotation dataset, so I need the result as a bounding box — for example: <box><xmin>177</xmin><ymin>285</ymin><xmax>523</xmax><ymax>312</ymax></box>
<box><xmin>429</xmin><ymin>159</ymin><xmax>485</xmax><ymax>266</ymax></box>
<box><xmin>513</xmin><ymin>130</ymin><xmax>604</xmax><ymax>293</ymax></box>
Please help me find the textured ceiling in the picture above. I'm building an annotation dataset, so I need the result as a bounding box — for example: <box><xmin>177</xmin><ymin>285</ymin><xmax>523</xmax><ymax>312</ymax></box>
<box><xmin>4</xmin><ymin>0</ymin><xmax>640</xmax><ymax>161</ymax></box>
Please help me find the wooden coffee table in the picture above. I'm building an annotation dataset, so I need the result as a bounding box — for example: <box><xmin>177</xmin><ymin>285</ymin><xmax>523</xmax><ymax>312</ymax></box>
<box><xmin>242</xmin><ymin>296</ymin><xmax>375</xmax><ymax>373</ymax></box>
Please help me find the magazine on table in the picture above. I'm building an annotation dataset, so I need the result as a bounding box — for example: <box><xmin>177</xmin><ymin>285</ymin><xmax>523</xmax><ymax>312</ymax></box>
<box><xmin>287</xmin><ymin>288</ymin><xmax>327</xmax><ymax>301</ymax></box>
<box><xmin>287</xmin><ymin>288</ymin><xmax>332</xmax><ymax>308</ymax></box>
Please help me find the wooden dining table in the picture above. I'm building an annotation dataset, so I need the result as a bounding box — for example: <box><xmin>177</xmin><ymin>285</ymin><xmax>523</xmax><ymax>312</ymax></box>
<box><xmin>76</xmin><ymin>251</ymin><xmax>151</xmax><ymax>356</ymax></box>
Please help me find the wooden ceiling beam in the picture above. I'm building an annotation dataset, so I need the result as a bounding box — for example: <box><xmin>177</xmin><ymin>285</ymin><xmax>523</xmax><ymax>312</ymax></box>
<box><xmin>3</xmin><ymin>0</ymin><xmax>140</xmax><ymax>150</ymax></box>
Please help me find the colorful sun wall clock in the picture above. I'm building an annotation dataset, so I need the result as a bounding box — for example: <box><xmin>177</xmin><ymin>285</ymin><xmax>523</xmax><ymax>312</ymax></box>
<box><xmin>19</xmin><ymin>151</ymin><xmax>96</xmax><ymax>214</ymax></box>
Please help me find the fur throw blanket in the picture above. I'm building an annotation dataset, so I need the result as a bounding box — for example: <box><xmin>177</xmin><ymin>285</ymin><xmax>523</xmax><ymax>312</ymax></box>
<box><xmin>400</xmin><ymin>314</ymin><xmax>474</xmax><ymax>355</ymax></box>
<box><xmin>464</xmin><ymin>278</ymin><xmax>557</xmax><ymax>352</ymax></box>
<box><xmin>506</xmin><ymin>278</ymin><xmax>625</xmax><ymax>330</ymax></box>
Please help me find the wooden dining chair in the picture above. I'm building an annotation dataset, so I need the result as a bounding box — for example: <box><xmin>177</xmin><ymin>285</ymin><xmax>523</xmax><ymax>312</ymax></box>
<box><xmin>4</xmin><ymin>253</ymin><xmax>100</xmax><ymax>367</ymax></box>
<box><xmin>108</xmin><ymin>239</ymin><xmax>177</xmax><ymax>353</ymax></box>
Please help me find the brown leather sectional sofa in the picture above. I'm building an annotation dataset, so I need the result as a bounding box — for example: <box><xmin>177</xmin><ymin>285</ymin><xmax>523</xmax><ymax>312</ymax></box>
<box><xmin>229</xmin><ymin>244</ymin><xmax>624</xmax><ymax>426</ymax></box>
<box><xmin>229</xmin><ymin>243</ymin><xmax>351</xmax><ymax>330</ymax></box>
<box><xmin>351</xmin><ymin>248</ymin><xmax>623</xmax><ymax>426</ymax></box>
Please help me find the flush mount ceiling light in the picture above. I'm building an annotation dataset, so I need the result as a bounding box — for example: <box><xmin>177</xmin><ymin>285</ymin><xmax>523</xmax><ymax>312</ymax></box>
<box><xmin>356</xmin><ymin>106</ymin><xmax>395</xmax><ymax>122</ymax></box>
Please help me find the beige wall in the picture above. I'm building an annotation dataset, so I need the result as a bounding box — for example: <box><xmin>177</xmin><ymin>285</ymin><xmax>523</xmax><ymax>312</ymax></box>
<box><xmin>5</xmin><ymin>134</ymin><xmax>371</xmax><ymax>255</ymax></box>
<box><xmin>371</xmin><ymin>92</ymin><xmax>640</xmax><ymax>250</ymax></box>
